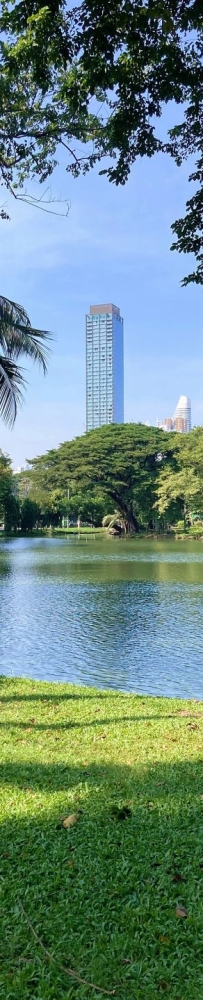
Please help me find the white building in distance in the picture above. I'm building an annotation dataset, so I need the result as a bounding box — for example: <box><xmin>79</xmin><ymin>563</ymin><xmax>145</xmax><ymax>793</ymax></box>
<box><xmin>173</xmin><ymin>395</ymin><xmax>191</xmax><ymax>433</ymax></box>
<box><xmin>158</xmin><ymin>395</ymin><xmax>191</xmax><ymax>433</ymax></box>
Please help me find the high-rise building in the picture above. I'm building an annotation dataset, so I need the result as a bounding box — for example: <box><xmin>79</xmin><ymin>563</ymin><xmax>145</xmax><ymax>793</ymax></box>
<box><xmin>173</xmin><ymin>395</ymin><xmax>191</xmax><ymax>433</ymax></box>
<box><xmin>86</xmin><ymin>303</ymin><xmax>124</xmax><ymax>431</ymax></box>
<box><xmin>157</xmin><ymin>418</ymin><xmax>174</xmax><ymax>432</ymax></box>
<box><xmin>157</xmin><ymin>395</ymin><xmax>191</xmax><ymax>434</ymax></box>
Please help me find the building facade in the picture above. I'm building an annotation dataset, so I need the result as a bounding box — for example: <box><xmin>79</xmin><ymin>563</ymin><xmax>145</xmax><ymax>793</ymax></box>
<box><xmin>86</xmin><ymin>303</ymin><xmax>124</xmax><ymax>431</ymax></box>
<box><xmin>157</xmin><ymin>418</ymin><xmax>174</xmax><ymax>432</ymax></box>
<box><xmin>173</xmin><ymin>395</ymin><xmax>191</xmax><ymax>433</ymax></box>
<box><xmin>158</xmin><ymin>395</ymin><xmax>191</xmax><ymax>434</ymax></box>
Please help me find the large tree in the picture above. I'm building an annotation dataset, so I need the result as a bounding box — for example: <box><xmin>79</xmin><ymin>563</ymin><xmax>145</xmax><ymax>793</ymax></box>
<box><xmin>0</xmin><ymin>449</ymin><xmax>20</xmax><ymax>531</ymax></box>
<box><xmin>0</xmin><ymin>296</ymin><xmax>50</xmax><ymax>424</ymax></box>
<box><xmin>0</xmin><ymin>1</ymin><xmax>202</xmax><ymax>282</ymax></box>
<box><xmin>156</xmin><ymin>427</ymin><xmax>203</xmax><ymax>524</ymax></box>
<box><xmin>28</xmin><ymin>423</ymin><xmax>177</xmax><ymax>531</ymax></box>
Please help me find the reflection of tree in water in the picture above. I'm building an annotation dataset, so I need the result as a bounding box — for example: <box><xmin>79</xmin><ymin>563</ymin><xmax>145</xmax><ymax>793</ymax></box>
<box><xmin>0</xmin><ymin>549</ymin><xmax>12</xmax><ymax>579</ymax></box>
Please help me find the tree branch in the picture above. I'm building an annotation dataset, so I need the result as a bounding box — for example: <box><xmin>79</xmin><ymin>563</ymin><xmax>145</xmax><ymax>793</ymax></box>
<box><xmin>18</xmin><ymin>900</ymin><xmax>116</xmax><ymax>996</ymax></box>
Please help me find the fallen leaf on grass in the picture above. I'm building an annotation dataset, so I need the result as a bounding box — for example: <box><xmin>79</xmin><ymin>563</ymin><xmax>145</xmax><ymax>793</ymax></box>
<box><xmin>177</xmin><ymin>710</ymin><xmax>192</xmax><ymax>717</ymax></box>
<box><xmin>62</xmin><ymin>813</ymin><xmax>81</xmax><ymax>829</ymax></box>
<box><xmin>159</xmin><ymin>935</ymin><xmax>170</xmax><ymax>944</ymax></box>
<box><xmin>177</xmin><ymin>710</ymin><xmax>203</xmax><ymax>717</ymax></box>
<box><xmin>66</xmin><ymin>860</ymin><xmax>74</xmax><ymax>866</ymax></box>
<box><xmin>176</xmin><ymin>905</ymin><xmax>188</xmax><ymax>918</ymax></box>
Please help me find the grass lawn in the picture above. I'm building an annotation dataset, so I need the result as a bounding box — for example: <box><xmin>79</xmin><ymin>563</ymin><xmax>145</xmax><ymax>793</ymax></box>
<box><xmin>1</xmin><ymin>677</ymin><xmax>203</xmax><ymax>999</ymax></box>
<box><xmin>53</xmin><ymin>527</ymin><xmax>105</xmax><ymax>535</ymax></box>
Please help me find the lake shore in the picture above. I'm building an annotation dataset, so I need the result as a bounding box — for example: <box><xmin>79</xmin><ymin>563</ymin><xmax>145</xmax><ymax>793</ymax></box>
<box><xmin>1</xmin><ymin>526</ymin><xmax>203</xmax><ymax>539</ymax></box>
<box><xmin>1</xmin><ymin>674</ymin><xmax>203</xmax><ymax>999</ymax></box>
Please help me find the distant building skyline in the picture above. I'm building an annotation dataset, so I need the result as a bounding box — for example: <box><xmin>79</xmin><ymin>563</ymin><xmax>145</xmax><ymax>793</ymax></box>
<box><xmin>158</xmin><ymin>395</ymin><xmax>192</xmax><ymax>433</ymax></box>
<box><xmin>86</xmin><ymin>303</ymin><xmax>124</xmax><ymax>431</ymax></box>
<box><xmin>173</xmin><ymin>395</ymin><xmax>191</xmax><ymax>433</ymax></box>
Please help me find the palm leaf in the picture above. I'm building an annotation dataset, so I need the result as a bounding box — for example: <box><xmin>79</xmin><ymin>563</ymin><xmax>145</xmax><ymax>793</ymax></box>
<box><xmin>0</xmin><ymin>356</ymin><xmax>24</xmax><ymax>426</ymax></box>
<box><xmin>0</xmin><ymin>296</ymin><xmax>51</xmax><ymax>373</ymax></box>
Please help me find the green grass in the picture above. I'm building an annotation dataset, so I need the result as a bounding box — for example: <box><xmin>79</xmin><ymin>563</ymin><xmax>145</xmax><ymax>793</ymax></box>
<box><xmin>53</xmin><ymin>527</ymin><xmax>105</xmax><ymax>535</ymax></box>
<box><xmin>1</xmin><ymin>676</ymin><xmax>203</xmax><ymax>999</ymax></box>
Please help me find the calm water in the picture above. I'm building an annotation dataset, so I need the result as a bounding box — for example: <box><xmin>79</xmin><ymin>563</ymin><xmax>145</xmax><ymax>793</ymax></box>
<box><xmin>1</xmin><ymin>536</ymin><xmax>203</xmax><ymax>698</ymax></box>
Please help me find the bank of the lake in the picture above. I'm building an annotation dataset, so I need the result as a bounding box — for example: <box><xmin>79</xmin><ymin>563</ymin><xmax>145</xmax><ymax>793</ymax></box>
<box><xmin>1</xmin><ymin>674</ymin><xmax>203</xmax><ymax>1000</ymax></box>
<box><xmin>1</xmin><ymin>527</ymin><xmax>203</xmax><ymax>540</ymax></box>
<box><xmin>0</xmin><ymin>526</ymin><xmax>105</xmax><ymax>538</ymax></box>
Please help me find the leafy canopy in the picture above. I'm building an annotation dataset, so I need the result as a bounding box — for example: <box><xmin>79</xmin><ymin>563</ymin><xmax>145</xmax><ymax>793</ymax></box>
<box><xmin>0</xmin><ymin>1</ymin><xmax>203</xmax><ymax>282</ymax></box>
<box><xmin>10</xmin><ymin>424</ymin><xmax>203</xmax><ymax>532</ymax></box>
<box><xmin>0</xmin><ymin>449</ymin><xmax>20</xmax><ymax>531</ymax></box>
<box><xmin>0</xmin><ymin>296</ymin><xmax>50</xmax><ymax>425</ymax></box>
<box><xmin>156</xmin><ymin>426</ymin><xmax>203</xmax><ymax>520</ymax></box>
<box><xmin>28</xmin><ymin>423</ymin><xmax>177</xmax><ymax>530</ymax></box>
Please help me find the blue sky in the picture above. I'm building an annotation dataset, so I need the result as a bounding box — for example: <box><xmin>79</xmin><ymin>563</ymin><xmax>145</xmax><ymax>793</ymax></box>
<box><xmin>1</xmin><ymin>116</ymin><xmax>202</xmax><ymax>468</ymax></box>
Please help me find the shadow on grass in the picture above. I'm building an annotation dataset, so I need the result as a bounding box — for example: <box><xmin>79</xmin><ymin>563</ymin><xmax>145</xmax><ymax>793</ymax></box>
<box><xmin>0</xmin><ymin>715</ymin><xmax>181</xmax><ymax>733</ymax></box>
<box><xmin>1</xmin><ymin>757</ymin><xmax>203</xmax><ymax>999</ymax></box>
<box><xmin>1</xmin><ymin>711</ymin><xmax>203</xmax><ymax>733</ymax></box>
<box><xmin>0</xmin><ymin>681</ymin><xmax>202</xmax><ymax>713</ymax></box>
<box><xmin>0</xmin><ymin>686</ymin><xmax>110</xmax><ymax>703</ymax></box>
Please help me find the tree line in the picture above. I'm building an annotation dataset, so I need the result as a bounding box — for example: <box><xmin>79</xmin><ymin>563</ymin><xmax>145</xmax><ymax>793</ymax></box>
<box><xmin>0</xmin><ymin>452</ymin><xmax>41</xmax><ymax>533</ymax></box>
<box><xmin>1</xmin><ymin>423</ymin><xmax>203</xmax><ymax>535</ymax></box>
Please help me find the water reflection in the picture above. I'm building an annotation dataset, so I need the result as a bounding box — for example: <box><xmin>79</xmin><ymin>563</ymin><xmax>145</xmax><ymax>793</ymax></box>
<box><xmin>0</xmin><ymin>537</ymin><xmax>203</xmax><ymax>699</ymax></box>
<box><xmin>0</xmin><ymin>548</ymin><xmax>12</xmax><ymax>579</ymax></box>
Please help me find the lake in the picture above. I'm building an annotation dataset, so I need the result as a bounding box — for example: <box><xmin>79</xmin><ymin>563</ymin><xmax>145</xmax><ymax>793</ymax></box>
<box><xmin>1</xmin><ymin>535</ymin><xmax>203</xmax><ymax>699</ymax></box>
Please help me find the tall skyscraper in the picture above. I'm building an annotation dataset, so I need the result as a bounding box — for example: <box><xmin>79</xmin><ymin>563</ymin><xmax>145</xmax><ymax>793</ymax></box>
<box><xmin>157</xmin><ymin>395</ymin><xmax>191</xmax><ymax>433</ymax></box>
<box><xmin>173</xmin><ymin>395</ymin><xmax>191</xmax><ymax>433</ymax></box>
<box><xmin>86</xmin><ymin>303</ymin><xmax>124</xmax><ymax>431</ymax></box>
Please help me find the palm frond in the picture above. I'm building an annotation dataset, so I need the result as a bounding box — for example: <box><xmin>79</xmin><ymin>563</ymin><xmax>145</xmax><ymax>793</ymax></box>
<box><xmin>0</xmin><ymin>296</ymin><xmax>51</xmax><ymax>373</ymax></box>
<box><xmin>0</xmin><ymin>356</ymin><xmax>24</xmax><ymax>426</ymax></box>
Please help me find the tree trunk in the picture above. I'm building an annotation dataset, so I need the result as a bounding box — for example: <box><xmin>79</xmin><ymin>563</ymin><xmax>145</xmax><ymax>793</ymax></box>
<box><xmin>122</xmin><ymin>505</ymin><xmax>139</xmax><ymax>533</ymax></box>
<box><xmin>108</xmin><ymin>493</ymin><xmax>140</xmax><ymax>533</ymax></box>
<box><xmin>183</xmin><ymin>499</ymin><xmax>188</xmax><ymax>532</ymax></box>
<box><xmin>128</xmin><ymin>514</ymin><xmax>140</xmax><ymax>533</ymax></box>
